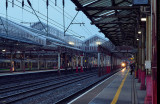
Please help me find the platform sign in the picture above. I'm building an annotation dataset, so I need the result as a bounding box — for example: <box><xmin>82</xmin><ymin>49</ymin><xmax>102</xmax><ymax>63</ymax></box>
<box><xmin>133</xmin><ymin>0</ymin><xmax>148</xmax><ymax>5</ymax></box>
<box><xmin>145</xmin><ymin>60</ymin><xmax>151</xmax><ymax>69</ymax></box>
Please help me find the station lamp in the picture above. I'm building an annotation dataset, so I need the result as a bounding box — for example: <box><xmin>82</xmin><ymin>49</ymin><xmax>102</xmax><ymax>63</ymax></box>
<box><xmin>2</xmin><ymin>49</ymin><xmax>6</xmax><ymax>52</ymax></box>
<box><xmin>68</xmin><ymin>41</ymin><xmax>74</xmax><ymax>45</ymax></box>
<box><xmin>141</xmin><ymin>18</ymin><xmax>146</xmax><ymax>21</ymax></box>
<box><xmin>138</xmin><ymin>31</ymin><xmax>141</xmax><ymax>34</ymax></box>
<box><xmin>96</xmin><ymin>41</ymin><xmax>101</xmax><ymax>45</ymax></box>
<box><xmin>137</xmin><ymin>38</ymin><xmax>139</xmax><ymax>41</ymax></box>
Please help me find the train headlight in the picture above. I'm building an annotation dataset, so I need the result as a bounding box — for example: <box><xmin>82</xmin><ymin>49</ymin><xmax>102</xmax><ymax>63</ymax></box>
<box><xmin>121</xmin><ymin>63</ymin><xmax>126</xmax><ymax>67</ymax></box>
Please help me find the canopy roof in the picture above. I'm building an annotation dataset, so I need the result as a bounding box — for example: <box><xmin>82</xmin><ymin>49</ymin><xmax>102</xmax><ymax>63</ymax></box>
<box><xmin>71</xmin><ymin>0</ymin><xmax>141</xmax><ymax>47</ymax></box>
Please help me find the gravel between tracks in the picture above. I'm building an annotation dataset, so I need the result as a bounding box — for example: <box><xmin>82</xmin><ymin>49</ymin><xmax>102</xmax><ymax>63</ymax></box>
<box><xmin>12</xmin><ymin>74</ymin><xmax>106</xmax><ymax>104</ymax></box>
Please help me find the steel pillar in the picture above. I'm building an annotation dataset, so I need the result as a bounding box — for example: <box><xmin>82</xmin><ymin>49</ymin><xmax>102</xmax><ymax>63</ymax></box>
<box><xmin>10</xmin><ymin>51</ymin><xmax>14</xmax><ymax>72</ymax></box>
<box><xmin>140</xmin><ymin>29</ymin><xmax>146</xmax><ymax>90</ymax></box>
<box><xmin>37</xmin><ymin>54</ymin><xmax>40</xmax><ymax>70</ymax></box>
<box><xmin>58</xmin><ymin>53</ymin><xmax>61</xmax><ymax>72</ymax></box>
<box><xmin>98</xmin><ymin>53</ymin><xmax>101</xmax><ymax>77</ymax></box>
<box><xmin>80</xmin><ymin>55</ymin><xmax>83</xmax><ymax>72</ymax></box>
<box><xmin>76</xmin><ymin>55</ymin><xmax>78</xmax><ymax>73</ymax></box>
<box><xmin>144</xmin><ymin>15</ymin><xmax>152</xmax><ymax>103</ymax></box>
<box><xmin>151</xmin><ymin>0</ymin><xmax>157</xmax><ymax>103</ymax></box>
<box><xmin>138</xmin><ymin>34</ymin><xmax>142</xmax><ymax>83</ymax></box>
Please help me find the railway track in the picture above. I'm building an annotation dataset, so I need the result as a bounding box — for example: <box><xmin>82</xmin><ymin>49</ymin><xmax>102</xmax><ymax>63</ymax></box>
<box><xmin>0</xmin><ymin>71</ymin><xmax>98</xmax><ymax>104</ymax></box>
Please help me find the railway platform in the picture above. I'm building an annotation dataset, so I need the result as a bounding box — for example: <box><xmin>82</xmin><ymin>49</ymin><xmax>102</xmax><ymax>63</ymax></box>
<box><xmin>68</xmin><ymin>67</ymin><xmax>146</xmax><ymax>104</ymax></box>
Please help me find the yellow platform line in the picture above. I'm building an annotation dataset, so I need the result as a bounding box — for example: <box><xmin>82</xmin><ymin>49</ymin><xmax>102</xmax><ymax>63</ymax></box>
<box><xmin>111</xmin><ymin>68</ymin><xmax>130</xmax><ymax>104</ymax></box>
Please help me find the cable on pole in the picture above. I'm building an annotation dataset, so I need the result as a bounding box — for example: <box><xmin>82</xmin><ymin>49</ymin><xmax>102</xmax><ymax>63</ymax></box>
<box><xmin>27</xmin><ymin>0</ymin><xmax>47</xmax><ymax>32</ymax></box>
<box><xmin>64</xmin><ymin>11</ymin><xmax>79</xmax><ymax>33</ymax></box>
<box><xmin>12</xmin><ymin>0</ymin><xmax>14</xmax><ymax>7</ymax></box>
<box><xmin>46</xmin><ymin>0</ymin><xmax>49</xmax><ymax>36</ymax></box>
<box><xmin>22</xmin><ymin>0</ymin><xmax>24</xmax><ymax>23</ymax></box>
<box><xmin>62</xmin><ymin>0</ymin><xmax>65</xmax><ymax>36</ymax></box>
<box><xmin>6</xmin><ymin>0</ymin><xmax>8</xmax><ymax>35</ymax></box>
<box><xmin>55</xmin><ymin>0</ymin><xmax>57</xmax><ymax>6</ymax></box>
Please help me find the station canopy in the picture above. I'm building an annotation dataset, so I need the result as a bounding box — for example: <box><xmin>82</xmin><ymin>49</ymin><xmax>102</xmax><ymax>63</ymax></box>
<box><xmin>71</xmin><ymin>0</ymin><xmax>141</xmax><ymax>49</ymax></box>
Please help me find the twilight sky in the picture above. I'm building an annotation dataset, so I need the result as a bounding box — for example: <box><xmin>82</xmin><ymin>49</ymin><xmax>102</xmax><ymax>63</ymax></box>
<box><xmin>0</xmin><ymin>0</ymin><xmax>108</xmax><ymax>41</ymax></box>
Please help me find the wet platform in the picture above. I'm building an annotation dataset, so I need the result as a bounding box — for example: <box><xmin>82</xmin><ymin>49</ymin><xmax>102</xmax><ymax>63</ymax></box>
<box><xmin>68</xmin><ymin>68</ymin><xmax>146</xmax><ymax>104</ymax></box>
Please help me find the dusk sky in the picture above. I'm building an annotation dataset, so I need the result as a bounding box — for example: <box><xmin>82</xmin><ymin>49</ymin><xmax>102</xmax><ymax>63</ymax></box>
<box><xmin>0</xmin><ymin>0</ymin><xmax>108</xmax><ymax>41</ymax></box>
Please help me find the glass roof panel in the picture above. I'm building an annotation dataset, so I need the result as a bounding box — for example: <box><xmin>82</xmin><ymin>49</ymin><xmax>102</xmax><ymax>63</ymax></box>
<box><xmin>118</xmin><ymin>2</ymin><xmax>132</xmax><ymax>6</ymax></box>
<box><xmin>78</xmin><ymin>0</ymin><xmax>96</xmax><ymax>6</ymax></box>
<box><xmin>88</xmin><ymin>0</ymin><xmax>112</xmax><ymax>7</ymax></box>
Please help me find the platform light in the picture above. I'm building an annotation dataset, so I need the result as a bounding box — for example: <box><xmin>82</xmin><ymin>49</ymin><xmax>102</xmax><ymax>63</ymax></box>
<box><xmin>2</xmin><ymin>49</ymin><xmax>6</xmax><ymax>52</ymax></box>
<box><xmin>96</xmin><ymin>41</ymin><xmax>101</xmax><ymax>45</ymax></box>
<box><xmin>17</xmin><ymin>51</ymin><xmax>21</xmax><ymax>53</ymax></box>
<box><xmin>141</xmin><ymin>18</ymin><xmax>146</xmax><ymax>21</ymax></box>
<box><xmin>138</xmin><ymin>31</ymin><xmax>141</xmax><ymax>34</ymax></box>
<box><xmin>68</xmin><ymin>41</ymin><xmax>74</xmax><ymax>45</ymax></box>
<box><xmin>137</xmin><ymin>38</ymin><xmax>139</xmax><ymax>41</ymax></box>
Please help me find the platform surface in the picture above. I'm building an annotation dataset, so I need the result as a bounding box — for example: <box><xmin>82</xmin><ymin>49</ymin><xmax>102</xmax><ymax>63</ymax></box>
<box><xmin>69</xmin><ymin>68</ymin><xmax>142</xmax><ymax>104</ymax></box>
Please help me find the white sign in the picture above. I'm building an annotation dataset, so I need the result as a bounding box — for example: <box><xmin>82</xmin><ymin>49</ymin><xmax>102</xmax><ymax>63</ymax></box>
<box><xmin>145</xmin><ymin>60</ymin><xmax>151</xmax><ymax>69</ymax></box>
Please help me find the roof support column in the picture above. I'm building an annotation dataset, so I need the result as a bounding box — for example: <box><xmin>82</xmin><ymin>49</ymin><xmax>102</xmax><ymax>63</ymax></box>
<box><xmin>21</xmin><ymin>51</ymin><xmax>25</xmax><ymax>72</ymax></box>
<box><xmin>58</xmin><ymin>53</ymin><xmax>61</xmax><ymax>72</ymax></box>
<box><xmin>145</xmin><ymin>15</ymin><xmax>152</xmax><ymax>104</ymax></box>
<box><xmin>98</xmin><ymin>53</ymin><xmax>100</xmax><ymax>67</ymax></box>
<box><xmin>98</xmin><ymin>52</ymin><xmax>101</xmax><ymax>77</ymax></box>
<box><xmin>10</xmin><ymin>51</ymin><xmax>14</xmax><ymax>72</ymax></box>
<box><xmin>140</xmin><ymin>28</ymin><xmax>146</xmax><ymax>90</ymax></box>
<box><xmin>80</xmin><ymin>55</ymin><xmax>83</xmax><ymax>72</ymax></box>
<box><xmin>76</xmin><ymin>55</ymin><xmax>78</xmax><ymax>73</ymax></box>
<box><xmin>138</xmin><ymin>34</ymin><xmax>142</xmax><ymax>83</ymax></box>
<box><xmin>37</xmin><ymin>54</ymin><xmax>40</xmax><ymax>70</ymax></box>
<box><xmin>151</xmin><ymin>0</ymin><xmax>157</xmax><ymax>103</ymax></box>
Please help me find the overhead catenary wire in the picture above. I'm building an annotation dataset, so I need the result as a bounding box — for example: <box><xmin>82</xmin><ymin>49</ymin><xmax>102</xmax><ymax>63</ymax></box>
<box><xmin>4</xmin><ymin>0</ymin><xmax>85</xmax><ymax>38</ymax></box>
<box><xmin>41</xmin><ymin>0</ymin><xmax>91</xmax><ymax>37</ymax></box>
<box><xmin>42</xmin><ymin>0</ymin><xmax>92</xmax><ymax>37</ymax></box>
<box><xmin>27</xmin><ymin>0</ymin><xmax>48</xmax><ymax>33</ymax></box>
<box><xmin>48</xmin><ymin>0</ymin><xmax>93</xmax><ymax>36</ymax></box>
<box><xmin>15</xmin><ymin>0</ymin><xmax>83</xmax><ymax>38</ymax></box>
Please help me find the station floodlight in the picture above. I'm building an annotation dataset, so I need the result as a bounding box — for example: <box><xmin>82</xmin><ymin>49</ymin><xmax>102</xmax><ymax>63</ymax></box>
<box><xmin>96</xmin><ymin>41</ymin><xmax>101</xmax><ymax>45</ymax></box>
<box><xmin>138</xmin><ymin>31</ymin><xmax>141</xmax><ymax>34</ymax></box>
<box><xmin>68</xmin><ymin>41</ymin><xmax>74</xmax><ymax>45</ymax></box>
<box><xmin>141</xmin><ymin>18</ymin><xmax>146</xmax><ymax>21</ymax></box>
<box><xmin>137</xmin><ymin>38</ymin><xmax>139</xmax><ymax>40</ymax></box>
<box><xmin>2</xmin><ymin>49</ymin><xmax>6</xmax><ymax>52</ymax></box>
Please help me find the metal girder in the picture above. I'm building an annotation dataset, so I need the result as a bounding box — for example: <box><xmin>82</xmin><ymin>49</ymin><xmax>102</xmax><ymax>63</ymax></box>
<box><xmin>83</xmin><ymin>0</ymin><xmax>102</xmax><ymax>7</ymax></box>
<box><xmin>93</xmin><ymin>15</ymin><xmax>137</xmax><ymax>18</ymax></box>
<box><xmin>91</xmin><ymin>22</ymin><xmax>136</xmax><ymax>25</ymax></box>
<box><xmin>101</xmin><ymin>30</ymin><xmax>135</xmax><ymax>32</ymax></box>
<box><xmin>76</xmin><ymin>6</ymin><xmax>140</xmax><ymax>11</ymax></box>
<box><xmin>116</xmin><ymin>0</ymin><xmax>132</xmax><ymax>5</ymax></box>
